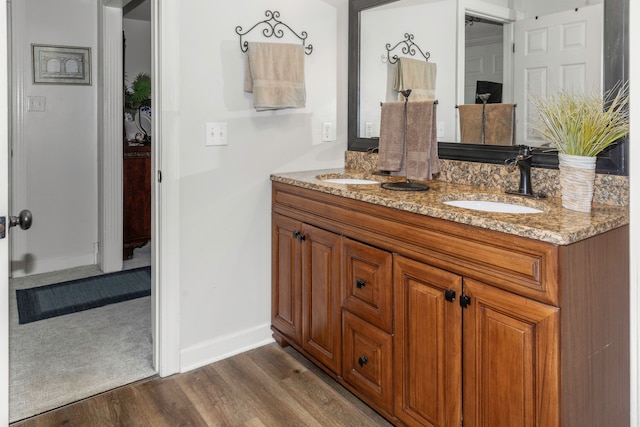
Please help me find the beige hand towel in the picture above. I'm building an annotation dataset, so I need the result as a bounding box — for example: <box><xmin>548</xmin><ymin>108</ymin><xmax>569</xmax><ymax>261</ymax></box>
<box><xmin>405</xmin><ymin>101</ymin><xmax>440</xmax><ymax>181</ymax></box>
<box><xmin>378</xmin><ymin>102</ymin><xmax>406</xmax><ymax>172</ymax></box>
<box><xmin>244</xmin><ymin>42</ymin><xmax>305</xmax><ymax>111</ymax></box>
<box><xmin>378</xmin><ymin>101</ymin><xmax>440</xmax><ymax>181</ymax></box>
<box><xmin>484</xmin><ymin>103</ymin><xmax>516</xmax><ymax>146</ymax></box>
<box><xmin>458</xmin><ymin>104</ymin><xmax>484</xmax><ymax>144</ymax></box>
<box><xmin>393</xmin><ymin>57</ymin><xmax>437</xmax><ymax>101</ymax></box>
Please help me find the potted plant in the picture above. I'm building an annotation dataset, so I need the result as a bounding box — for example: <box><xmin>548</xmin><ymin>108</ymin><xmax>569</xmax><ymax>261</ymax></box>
<box><xmin>532</xmin><ymin>83</ymin><xmax>629</xmax><ymax>212</ymax></box>
<box><xmin>124</xmin><ymin>72</ymin><xmax>151</xmax><ymax>141</ymax></box>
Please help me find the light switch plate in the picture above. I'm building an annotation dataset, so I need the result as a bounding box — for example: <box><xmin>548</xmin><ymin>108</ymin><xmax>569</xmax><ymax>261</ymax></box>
<box><xmin>27</xmin><ymin>96</ymin><xmax>46</xmax><ymax>112</ymax></box>
<box><xmin>205</xmin><ymin>122</ymin><xmax>228</xmax><ymax>146</ymax></box>
<box><xmin>322</xmin><ymin>122</ymin><xmax>335</xmax><ymax>142</ymax></box>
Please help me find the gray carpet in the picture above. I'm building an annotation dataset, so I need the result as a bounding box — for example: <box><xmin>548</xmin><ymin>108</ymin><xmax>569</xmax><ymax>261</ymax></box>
<box><xmin>9</xmin><ymin>245</ymin><xmax>155</xmax><ymax>423</ymax></box>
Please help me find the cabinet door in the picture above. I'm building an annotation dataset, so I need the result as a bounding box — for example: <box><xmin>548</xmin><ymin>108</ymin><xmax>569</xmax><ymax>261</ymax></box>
<box><xmin>463</xmin><ymin>278</ymin><xmax>559</xmax><ymax>427</ymax></box>
<box><xmin>393</xmin><ymin>255</ymin><xmax>463</xmax><ymax>427</ymax></box>
<box><xmin>301</xmin><ymin>223</ymin><xmax>342</xmax><ymax>374</ymax></box>
<box><xmin>271</xmin><ymin>214</ymin><xmax>302</xmax><ymax>345</ymax></box>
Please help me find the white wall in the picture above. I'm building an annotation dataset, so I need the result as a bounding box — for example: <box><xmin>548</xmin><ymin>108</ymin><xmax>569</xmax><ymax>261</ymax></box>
<box><xmin>12</xmin><ymin>0</ymin><xmax>98</xmax><ymax>275</ymax></box>
<box><xmin>158</xmin><ymin>0</ymin><xmax>349</xmax><ymax>370</ymax></box>
<box><xmin>123</xmin><ymin>18</ymin><xmax>151</xmax><ymax>84</ymax></box>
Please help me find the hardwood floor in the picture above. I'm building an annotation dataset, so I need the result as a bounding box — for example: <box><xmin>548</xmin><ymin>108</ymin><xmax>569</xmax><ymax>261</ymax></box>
<box><xmin>11</xmin><ymin>343</ymin><xmax>393</xmax><ymax>426</ymax></box>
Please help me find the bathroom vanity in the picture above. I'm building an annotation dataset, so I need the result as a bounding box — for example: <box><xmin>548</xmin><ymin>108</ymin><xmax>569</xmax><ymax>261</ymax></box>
<box><xmin>271</xmin><ymin>169</ymin><xmax>629</xmax><ymax>426</ymax></box>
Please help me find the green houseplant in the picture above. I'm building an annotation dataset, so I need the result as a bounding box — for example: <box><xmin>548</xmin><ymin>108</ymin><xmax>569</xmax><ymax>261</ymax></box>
<box><xmin>532</xmin><ymin>83</ymin><xmax>629</xmax><ymax>212</ymax></box>
<box><xmin>124</xmin><ymin>72</ymin><xmax>151</xmax><ymax>111</ymax></box>
<box><xmin>124</xmin><ymin>72</ymin><xmax>151</xmax><ymax>141</ymax></box>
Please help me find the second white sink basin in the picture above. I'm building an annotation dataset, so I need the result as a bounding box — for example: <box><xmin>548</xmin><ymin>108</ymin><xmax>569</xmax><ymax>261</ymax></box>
<box><xmin>443</xmin><ymin>200</ymin><xmax>543</xmax><ymax>214</ymax></box>
<box><xmin>321</xmin><ymin>178</ymin><xmax>380</xmax><ymax>184</ymax></box>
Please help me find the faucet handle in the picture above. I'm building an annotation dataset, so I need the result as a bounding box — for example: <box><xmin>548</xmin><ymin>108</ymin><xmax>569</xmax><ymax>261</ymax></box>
<box><xmin>518</xmin><ymin>145</ymin><xmax>531</xmax><ymax>155</ymax></box>
<box><xmin>504</xmin><ymin>157</ymin><xmax>518</xmax><ymax>171</ymax></box>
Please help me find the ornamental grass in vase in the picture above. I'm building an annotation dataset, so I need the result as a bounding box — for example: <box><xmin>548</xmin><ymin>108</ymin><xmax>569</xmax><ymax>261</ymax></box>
<box><xmin>532</xmin><ymin>83</ymin><xmax>629</xmax><ymax>213</ymax></box>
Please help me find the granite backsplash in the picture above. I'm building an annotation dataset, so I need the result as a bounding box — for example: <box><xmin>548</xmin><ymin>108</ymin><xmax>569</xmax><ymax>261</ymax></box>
<box><xmin>345</xmin><ymin>150</ymin><xmax>629</xmax><ymax>207</ymax></box>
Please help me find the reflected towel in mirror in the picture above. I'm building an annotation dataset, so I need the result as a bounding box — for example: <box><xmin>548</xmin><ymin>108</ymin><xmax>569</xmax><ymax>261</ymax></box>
<box><xmin>458</xmin><ymin>103</ymin><xmax>515</xmax><ymax>145</ymax></box>
<box><xmin>458</xmin><ymin>104</ymin><xmax>483</xmax><ymax>144</ymax></box>
<box><xmin>393</xmin><ymin>57</ymin><xmax>437</xmax><ymax>101</ymax></box>
<box><xmin>484</xmin><ymin>104</ymin><xmax>515</xmax><ymax>145</ymax></box>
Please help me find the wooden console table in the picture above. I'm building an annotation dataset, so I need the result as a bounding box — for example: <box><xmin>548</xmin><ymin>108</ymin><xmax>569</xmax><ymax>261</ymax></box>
<box><xmin>123</xmin><ymin>142</ymin><xmax>151</xmax><ymax>260</ymax></box>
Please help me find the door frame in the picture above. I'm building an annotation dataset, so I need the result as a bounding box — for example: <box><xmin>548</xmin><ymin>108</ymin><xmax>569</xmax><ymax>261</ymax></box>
<box><xmin>1</xmin><ymin>0</ymin><xmax>180</xmax><ymax>423</ymax></box>
<box><xmin>1</xmin><ymin>0</ymin><xmax>10</xmax><ymax>423</ymax></box>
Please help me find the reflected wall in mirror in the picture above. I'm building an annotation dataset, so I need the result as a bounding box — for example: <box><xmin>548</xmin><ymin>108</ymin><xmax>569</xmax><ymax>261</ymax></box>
<box><xmin>348</xmin><ymin>0</ymin><xmax>628</xmax><ymax>174</ymax></box>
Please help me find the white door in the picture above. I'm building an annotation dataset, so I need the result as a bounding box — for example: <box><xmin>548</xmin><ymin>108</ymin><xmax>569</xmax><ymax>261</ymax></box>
<box><xmin>1</xmin><ymin>2</ymin><xmax>10</xmax><ymax>423</ymax></box>
<box><xmin>465</xmin><ymin>41</ymin><xmax>504</xmax><ymax>104</ymax></box>
<box><xmin>513</xmin><ymin>4</ymin><xmax>602</xmax><ymax>146</ymax></box>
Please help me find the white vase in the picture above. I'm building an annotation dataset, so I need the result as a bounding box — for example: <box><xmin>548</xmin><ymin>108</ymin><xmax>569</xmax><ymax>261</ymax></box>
<box><xmin>558</xmin><ymin>153</ymin><xmax>597</xmax><ymax>213</ymax></box>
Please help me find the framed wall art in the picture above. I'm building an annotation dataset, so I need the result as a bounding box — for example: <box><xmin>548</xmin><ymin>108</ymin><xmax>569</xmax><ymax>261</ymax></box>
<box><xmin>32</xmin><ymin>44</ymin><xmax>92</xmax><ymax>85</ymax></box>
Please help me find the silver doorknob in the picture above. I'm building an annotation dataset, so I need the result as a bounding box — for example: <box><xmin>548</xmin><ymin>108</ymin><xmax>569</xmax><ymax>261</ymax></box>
<box><xmin>10</xmin><ymin>209</ymin><xmax>33</xmax><ymax>230</ymax></box>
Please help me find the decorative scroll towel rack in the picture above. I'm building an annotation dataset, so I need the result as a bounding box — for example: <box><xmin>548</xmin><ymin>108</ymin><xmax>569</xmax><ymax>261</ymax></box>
<box><xmin>386</xmin><ymin>33</ymin><xmax>430</xmax><ymax>64</ymax></box>
<box><xmin>235</xmin><ymin>10</ymin><xmax>313</xmax><ymax>55</ymax></box>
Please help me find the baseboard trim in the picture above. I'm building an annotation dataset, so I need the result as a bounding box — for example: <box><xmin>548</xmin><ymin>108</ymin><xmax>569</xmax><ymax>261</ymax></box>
<box><xmin>179</xmin><ymin>323</ymin><xmax>274</xmax><ymax>373</ymax></box>
<box><xmin>11</xmin><ymin>254</ymin><xmax>96</xmax><ymax>278</ymax></box>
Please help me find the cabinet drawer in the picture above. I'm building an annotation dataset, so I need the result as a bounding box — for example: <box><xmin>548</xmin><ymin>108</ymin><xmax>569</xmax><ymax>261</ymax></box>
<box><xmin>342</xmin><ymin>238</ymin><xmax>393</xmax><ymax>333</ymax></box>
<box><xmin>342</xmin><ymin>311</ymin><xmax>393</xmax><ymax>414</ymax></box>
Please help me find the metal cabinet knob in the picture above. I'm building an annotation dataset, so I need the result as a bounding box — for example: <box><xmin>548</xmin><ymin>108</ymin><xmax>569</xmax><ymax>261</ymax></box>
<box><xmin>358</xmin><ymin>355</ymin><xmax>368</xmax><ymax>367</ymax></box>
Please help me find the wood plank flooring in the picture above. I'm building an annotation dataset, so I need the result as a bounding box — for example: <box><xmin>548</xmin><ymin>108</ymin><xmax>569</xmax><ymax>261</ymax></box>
<box><xmin>11</xmin><ymin>343</ymin><xmax>393</xmax><ymax>427</ymax></box>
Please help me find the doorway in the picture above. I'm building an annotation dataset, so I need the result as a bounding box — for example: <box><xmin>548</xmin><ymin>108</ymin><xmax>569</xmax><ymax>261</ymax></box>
<box><xmin>7</xmin><ymin>0</ymin><xmax>155</xmax><ymax>422</ymax></box>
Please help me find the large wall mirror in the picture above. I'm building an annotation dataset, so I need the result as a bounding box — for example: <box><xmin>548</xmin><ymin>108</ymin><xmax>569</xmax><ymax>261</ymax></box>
<box><xmin>348</xmin><ymin>0</ymin><xmax>628</xmax><ymax>175</ymax></box>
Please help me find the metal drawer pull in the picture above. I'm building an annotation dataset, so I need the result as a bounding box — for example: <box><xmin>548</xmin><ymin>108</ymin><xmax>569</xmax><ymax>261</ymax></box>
<box><xmin>358</xmin><ymin>355</ymin><xmax>368</xmax><ymax>367</ymax></box>
<box><xmin>356</xmin><ymin>279</ymin><xmax>366</xmax><ymax>289</ymax></box>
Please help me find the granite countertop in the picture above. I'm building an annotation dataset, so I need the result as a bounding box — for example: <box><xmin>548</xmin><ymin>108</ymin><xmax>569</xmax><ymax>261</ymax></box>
<box><xmin>271</xmin><ymin>168</ymin><xmax>629</xmax><ymax>245</ymax></box>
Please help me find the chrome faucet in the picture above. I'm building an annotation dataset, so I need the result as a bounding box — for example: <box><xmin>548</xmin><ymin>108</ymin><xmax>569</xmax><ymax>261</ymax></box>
<box><xmin>505</xmin><ymin>146</ymin><xmax>546</xmax><ymax>199</ymax></box>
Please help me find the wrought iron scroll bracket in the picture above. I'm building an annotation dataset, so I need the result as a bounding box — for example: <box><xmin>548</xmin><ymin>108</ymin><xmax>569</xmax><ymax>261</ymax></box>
<box><xmin>385</xmin><ymin>33</ymin><xmax>430</xmax><ymax>64</ymax></box>
<box><xmin>235</xmin><ymin>10</ymin><xmax>313</xmax><ymax>55</ymax></box>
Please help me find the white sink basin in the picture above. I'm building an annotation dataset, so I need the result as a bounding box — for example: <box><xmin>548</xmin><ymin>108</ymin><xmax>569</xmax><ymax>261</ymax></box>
<box><xmin>321</xmin><ymin>178</ymin><xmax>380</xmax><ymax>184</ymax></box>
<box><xmin>443</xmin><ymin>200</ymin><xmax>543</xmax><ymax>214</ymax></box>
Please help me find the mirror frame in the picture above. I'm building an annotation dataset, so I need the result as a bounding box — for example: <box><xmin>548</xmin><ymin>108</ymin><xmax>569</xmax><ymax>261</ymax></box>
<box><xmin>348</xmin><ymin>0</ymin><xmax>628</xmax><ymax>175</ymax></box>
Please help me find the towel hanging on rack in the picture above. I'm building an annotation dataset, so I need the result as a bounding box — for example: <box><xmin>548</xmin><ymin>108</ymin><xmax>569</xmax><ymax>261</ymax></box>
<box><xmin>244</xmin><ymin>42</ymin><xmax>306</xmax><ymax>111</ymax></box>
<box><xmin>378</xmin><ymin>100</ymin><xmax>440</xmax><ymax>181</ymax></box>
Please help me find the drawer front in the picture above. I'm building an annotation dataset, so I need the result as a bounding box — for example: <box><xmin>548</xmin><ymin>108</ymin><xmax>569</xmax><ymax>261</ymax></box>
<box><xmin>342</xmin><ymin>311</ymin><xmax>393</xmax><ymax>414</ymax></box>
<box><xmin>342</xmin><ymin>238</ymin><xmax>393</xmax><ymax>333</ymax></box>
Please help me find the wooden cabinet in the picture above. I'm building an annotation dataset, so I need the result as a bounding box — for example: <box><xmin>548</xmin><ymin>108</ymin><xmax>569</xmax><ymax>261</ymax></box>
<box><xmin>272</xmin><ymin>213</ymin><xmax>302</xmax><ymax>344</ymax></box>
<box><xmin>272</xmin><ymin>213</ymin><xmax>342</xmax><ymax>375</ymax></box>
<box><xmin>123</xmin><ymin>143</ymin><xmax>151</xmax><ymax>259</ymax></box>
<box><xmin>301</xmin><ymin>223</ymin><xmax>342</xmax><ymax>374</ymax></box>
<box><xmin>271</xmin><ymin>182</ymin><xmax>629</xmax><ymax>426</ymax></box>
<box><xmin>393</xmin><ymin>255</ymin><xmax>462</xmax><ymax>427</ymax></box>
<box><xmin>462</xmin><ymin>278</ymin><xmax>559</xmax><ymax>426</ymax></box>
<box><xmin>393</xmin><ymin>256</ymin><xmax>559</xmax><ymax>427</ymax></box>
